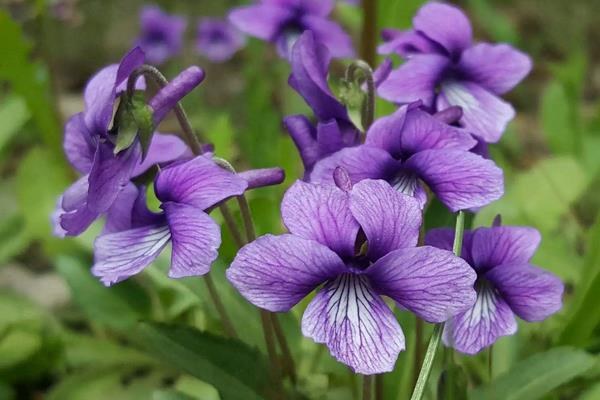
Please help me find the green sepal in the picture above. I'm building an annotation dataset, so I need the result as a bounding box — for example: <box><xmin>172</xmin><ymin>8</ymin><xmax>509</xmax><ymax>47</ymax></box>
<box><xmin>339</xmin><ymin>79</ymin><xmax>365</xmax><ymax>131</ymax></box>
<box><xmin>113</xmin><ymin>92</ymin><xmax>154</xmax><ymax>159</ymax></box>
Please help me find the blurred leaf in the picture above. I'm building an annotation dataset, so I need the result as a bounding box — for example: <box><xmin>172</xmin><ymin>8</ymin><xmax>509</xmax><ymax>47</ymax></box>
<box><xmin>580</xmin><ymin>382</ymin><xmax>600</xmax><ymax>400</ymax></box>
<box><xmin>540</xmin><ymin>81</ymin><xmax>575</xmax><ymax>154</ymax></box>
<box><xmin>0</xmin><ymin>11</ymin><xmax>62</xmax><ymax>154</ymax></box>
<box><xmin>438</xmin><ymin>364</ymin><xmax>468</xmax><ymax>400</ymax></box>
<box><xmin>136</xmin><ymin>322</ymin><xmax>269</xmax><ymax>400</ymax></box>
<box><xmin>55</xmin><ymin>256</ymin><xmax>152</xmax><ymax>331</ymax></box>
<box><xmin>469</xmin><ymin>347</ymin><xmax>595</xmax><ymax>400</ymax></box>
<box><xmin>377</xmin><ymin>0</ymin><xmax>425</xmax><ymax>29</ymax></box>
<box><xmin>559</xmin><ymin>214</ymin><xmax>600</xmax><ymax>346</ymax></box>
<box><xmin>0</xmin><ymin>214</ymin><xmax>30</xmax><ymax>265</ymax></box>
<box><xmin>153</xmin><ymin>390</ymin><xmax>197</xmax><ymax>400</ymax></box>
<box><xmin>0</xmin><ymin>381</ymin><xmax>14</xmax><ymax>400</ymax></box>
<box><xmin>467</xmin><ymin>0</ymin><xmax>519</xmax><ymax>43</ymax></box>
<box><xmin>15</xmin><ymin>147</ymin><xmax>70</xmax><ymax>244</ymax></box>
<box><xmin>62</xmin><ymin>332</ymin><xmax>155</xmax><ymax>369</ymax></box>
<box><xmin>174</xmin><ymin>375</ymin><xmax>220</xmax><ymax>400</ymax></box>
<box><xmin>0</xmin><ymin>330</ymin><xmax>42</xmax><ymax>370</ymax></box>
<box><xmin>475</xmin><ymin>156</ymin><xmax>589</xmax><ymax>233</ymax></box>
<box><xmin>0</xmin><ymin>94</ymin><xmax>30</xmax><ymax>152</ymax></box>
<box><xmin>205</xmin><ymin>113</ymin><xmax>237</xmax><ymax>161</ymax></box>
<box><xmin>47</xmin><ymin>366</ymin><xmax>165</xmax><ymax>400</ymax></box>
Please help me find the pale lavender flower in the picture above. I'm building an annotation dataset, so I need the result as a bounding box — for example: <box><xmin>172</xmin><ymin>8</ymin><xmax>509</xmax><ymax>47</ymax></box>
<box><xmin>377</xmin><ymin>2</ymin><xmax>532</xmax><ymax>143</ymax></box>
<box><xmin>136</xmin><ymin>6</ymin><xmax>187</xmax><ymax>64</ymax></box>
<box><xmin>196</xmin><ymin>18</ymin><xmax>246</xmax><ymax>62</ymax></box>
<box><xmin>54</xmin><ymin>49</ymin><xmax>203</xmax><ymax>237</ymax></box>
<box><xmin>92</xmin><ymin>155</ymin><xmax>284</xmax><ymax>285</ymax></box>
<box><xmin>228</xmin><ymin>0</ymin><xmax>353</xmax><ymax>59</ymax></box>
<box><xmin>310</xmin><ymin>102</ymin><xmax>504</xmax><ymax>212</ymax></box>
<box><xmin>227</xmin><ymin>175</ymin><xmax>476</xmax><ymax>374</ymax></box>
<box><xmin>426</xmin><ymin>224</ymin><xmax>564</xmax><ymax>354</ymax></box>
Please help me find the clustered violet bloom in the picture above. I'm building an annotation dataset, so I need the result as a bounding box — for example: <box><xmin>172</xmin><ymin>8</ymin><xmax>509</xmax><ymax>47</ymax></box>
<box><xmin>196</xmin><ymin>18</ymin><xmax>246</xmax><ymax>63</ymax></box>
<box><xmin>93</xmin><ymin>155</ymin><xmax>244</xmax><ymax>285</ymax></box>
<box><xmin>228</xmin><ymin>172</ymin><xmax>477</xmax><ymax>374</ymax></box>
<box><xmin>136</xmin><ymin>6</ymin><xmax>186</xmax><ymax>64</ymax></box>
<box><xmin>426</xmin><ymin>224</ymin><xmax>563</xmax><ymax>354</ymax></box>
<box><xmin>229</xmin><ymin>0</ymin><xmax>354</xmax><ymax>59</ymax></box>
<box><xmin>377</xmin><ymin>2</ymin><xmax>532</xmax><ymax>143</ymax></box>
<box><xmin>54</xmin><ymin>47</ymin><xmax>197</xmax><ymax>237</ymax></box>
<box><xmin>311</xmin><ymin>102</ymin><xmax>504</xmax><ymax>211</ymax></box>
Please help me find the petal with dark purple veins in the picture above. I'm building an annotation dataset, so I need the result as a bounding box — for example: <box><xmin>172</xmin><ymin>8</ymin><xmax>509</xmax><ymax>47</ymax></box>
<box><xmin>227</xmin><ymin>234</ymin><xmax>347</xmax><ymax>312</ymax></box>
<box><xmin>404</xmin><ymin>149</ymin><xmax>504</xmax><ymax>212</ymax></box>
<box><xmin>367</xmin><ymin>246</ymin><xmax>477</xmax><ymax>323</ymax></box>
<box><xmin>92</xmin><ymin>223</ymin><xmax>171</xmax><ymax>286</ymax></box>
<box><xmin>459</xmin><ymin>43</ymin><xmax>532</xmax><ymax>95</ymax></box>
<box><xmin>349</xmin><ymin>179</ymin><xmax>421</xmax><ymax>260</ymax></box>
<box><xmin>437</xmin><ymin>80</ymin><xmax>515</xmax><ymax>143</ymax></box>
<box><xmin>155</xmin><ymin>155</ymin><xmax>247</xmax><ymax>210</ymax></box>
<box><xmin>471</xmin><ymin>226</ymin><xmax>541</xmax><ymax>271</ymax></box>
<box><xmin>443</xmin><ymin>284</ymin><xmax>517</xmax><ymax>355</ymax></box>
<box><xmin>163</xmin><ymin>202</ymin><xmax>221</xmax><ymax>278</ymax></box>
<box><xmin>302</xmin><ymin>273</ymin><xmax>405</xmax><ymax>375</ymax></box>
<box><xmin>281</xmin><ymin>180</ymin><xmax>359</xmax><ymax>258</ymax></box>
<box><xmin>486</xmin><ymin>263</ymin><xmax>563</xmax><ymax>322</ymax></box>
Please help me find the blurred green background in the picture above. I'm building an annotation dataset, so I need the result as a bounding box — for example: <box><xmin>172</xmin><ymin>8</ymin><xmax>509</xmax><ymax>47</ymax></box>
<box><xmin>1</xmin><ymin>0</ymin><xmax>600</xmax><ymax>399</ymax></box>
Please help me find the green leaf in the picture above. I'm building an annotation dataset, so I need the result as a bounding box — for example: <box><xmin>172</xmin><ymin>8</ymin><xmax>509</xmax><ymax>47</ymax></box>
<box><xmin>0</xmin><ymin>94</ymin><xmax>30</xmax><ymax>153</ymax></box>
<box><xmin>47</xmin><ymin>366</ymin><xmax>165</xmax><ymax>400</ymax></box>
<box><xmin>55</xmin><ymin>256</ymin><xmax>152</xmax><ymax>331</ymax></box>
<box><xmin>153</xmin><ymin>389</ymin><xmax>198</xmax><ymax>400</ymax></box>
<box><xmin>136</xmin><ymin>322</ymin><xmax>269</xmax><ymax>400</ymax></box>
<box><xmin>469</xmin><ymin>347</ymin><xmax>595</xmax><ymax>400</ymax></box>
<box><xmin>0</xmin><ymin>330</ymin><xmax>42</xmax><ymax>370</ymax></box>
<box><xmin>0</xmin><ymin>11</ymin><xmax>62</xmax><ymax>154</ymax></box>
<box><xmin>15</xmin><ymin>147</ymin><xmax>70</xmax><ymax>243</ymax></box>
<box><xmin>580</xmin><ymin>382</ymin><xmax>600</xmax><ymax>400</ymax></box>
<box><xmin>475</xmin><ymin>156</ymin><xmax>589</xmax><ymax>233</ymax></box>
<box><xmin>559</xmin><ymin>214</ymin><xmax>600</xmax><ymax>346</ymax></box>
<box><xmin>540</xmin><ymin>81</ymin><xmax>575</xmax><ymax>154</ymax></box>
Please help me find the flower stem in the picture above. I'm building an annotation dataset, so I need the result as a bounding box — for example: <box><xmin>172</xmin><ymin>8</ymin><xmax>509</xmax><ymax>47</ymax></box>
<box><xmin>363</xmin><ymin>375</ymin><xmax>373</xmax><ymax>400</ymax></box>
<box><xmin>360</xmin><ymin>0</ymin><xmax>378</xmax><ymax>68</ymax></box>
<box><xmin>260</xmin><ymin>310</ymin><xmax>284</xmax><ymax>399</ymax></box>
<box><xmin>127</xmin><ymin>65</ymin><xmax>240</xmax><ymax>338</ymax></box>
<box><xmin>203</xmin><ymin>273</ymin><xmax>238</xmax><ymax>338</ymax></box>
<box><xmin>218</xmin><ymin>202</ymin><xmax>245</xmax><ymax>248</ymax></box>
<box><xmin>410</xmin><ymin>211</ymin><xmax>465</xmax><ymax>400</ymax></box>
<box><xmin>270</xmin><ymin>312</ymin><xmax>297</xmax><ymax>384</ymax></box>
<box><xmin>375</xmin><ymin>374</ymin><xmax>384</xmax><ymax>400</ymax></box>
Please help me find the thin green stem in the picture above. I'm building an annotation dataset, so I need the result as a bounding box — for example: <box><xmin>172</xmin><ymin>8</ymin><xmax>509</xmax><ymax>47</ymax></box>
<box><xmin>410</xmin><ymin>211</ymin><xmax>465</xmax><ymax>400</ymax></box>
<box><xmin>203</xmin><ymin>274</ymin><xmax>238</xmax><ymax>338</ymax></box>
<box><xmin>260</xmin><ymin>311</ymin><xmax>284</xmax><ymax>400</ymax></box>
<box><xmin>363</xmin><ymin>375</ymin><xmax>373</xmax><ymax>400</ymax></box>
<box><xmin>270</xmin><ymin>313</ymin><xmax>297</xmax><ymax>384</ymax></box>
<box><xmin>360</xmin><ymin>0</ymin><xmax>378</xmax><ymax>68</ymax></box>
<box><xmin>218</xmin><ymin>202</ymin><xmax>244</xmax><ymax>249</ymax></box>
<box><xmin>127</xmin><ymin>66</ymin><xmax>239</xmax><ymax>339</ymax></box>
<box><xmin>375</xmin><ymin>374</ymin><xmax>384</xmax><ymax>400</ymax></box>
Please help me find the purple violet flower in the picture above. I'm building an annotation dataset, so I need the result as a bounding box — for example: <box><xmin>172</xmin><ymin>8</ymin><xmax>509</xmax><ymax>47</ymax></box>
<box><xmin>228</xmin><ymin>0</ymin><xmax>354</xmax><ymax>59</ymax></box>
<box><xmin>92</xmin><ymin>155</ymin><xmax>284</xmax><ymax>286</ymax></box>
<box><xmin>227</xmin><ymin>175</ymin><xmax>476</xmax><ymax>374</ymax></box>
<box><xmin>136</xmin><ymin>6</ymin><xmax>187</xmax><ymax>65</ymax></box>
<box><xmin>377</xmin><ymin>2</ymin><xmax>532</xmax><ymax>143</ymax></box>
<box><xmin>196</xmin><ymin>18</ymin><xmax>246</xmax><ymax>63</ymax></box>
<box><xmin>310</xmin><ymin>102</ymin><xmax>504</xmax><ymax>212</ymax></box>
<box><xmin>54</xmin><ymin>49</ymin><xmax>204</xmax><ymax>237</ymax></box>
<box><xmin>283</xmin><ymin>32</ymin><xmax>360</xmax><ymax>176</ymax></box>
<box><xmin>426</xmin><ymin>224</ymin><xmax>564</xmax><ymax>354</ymax></box>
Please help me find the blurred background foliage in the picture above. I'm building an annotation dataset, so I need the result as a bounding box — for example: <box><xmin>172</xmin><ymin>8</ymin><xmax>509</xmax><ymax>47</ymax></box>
<box><xmin>0</xmin><ymin>0</ymin><xmax>600</xmax><ymax>399</ymax></box>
